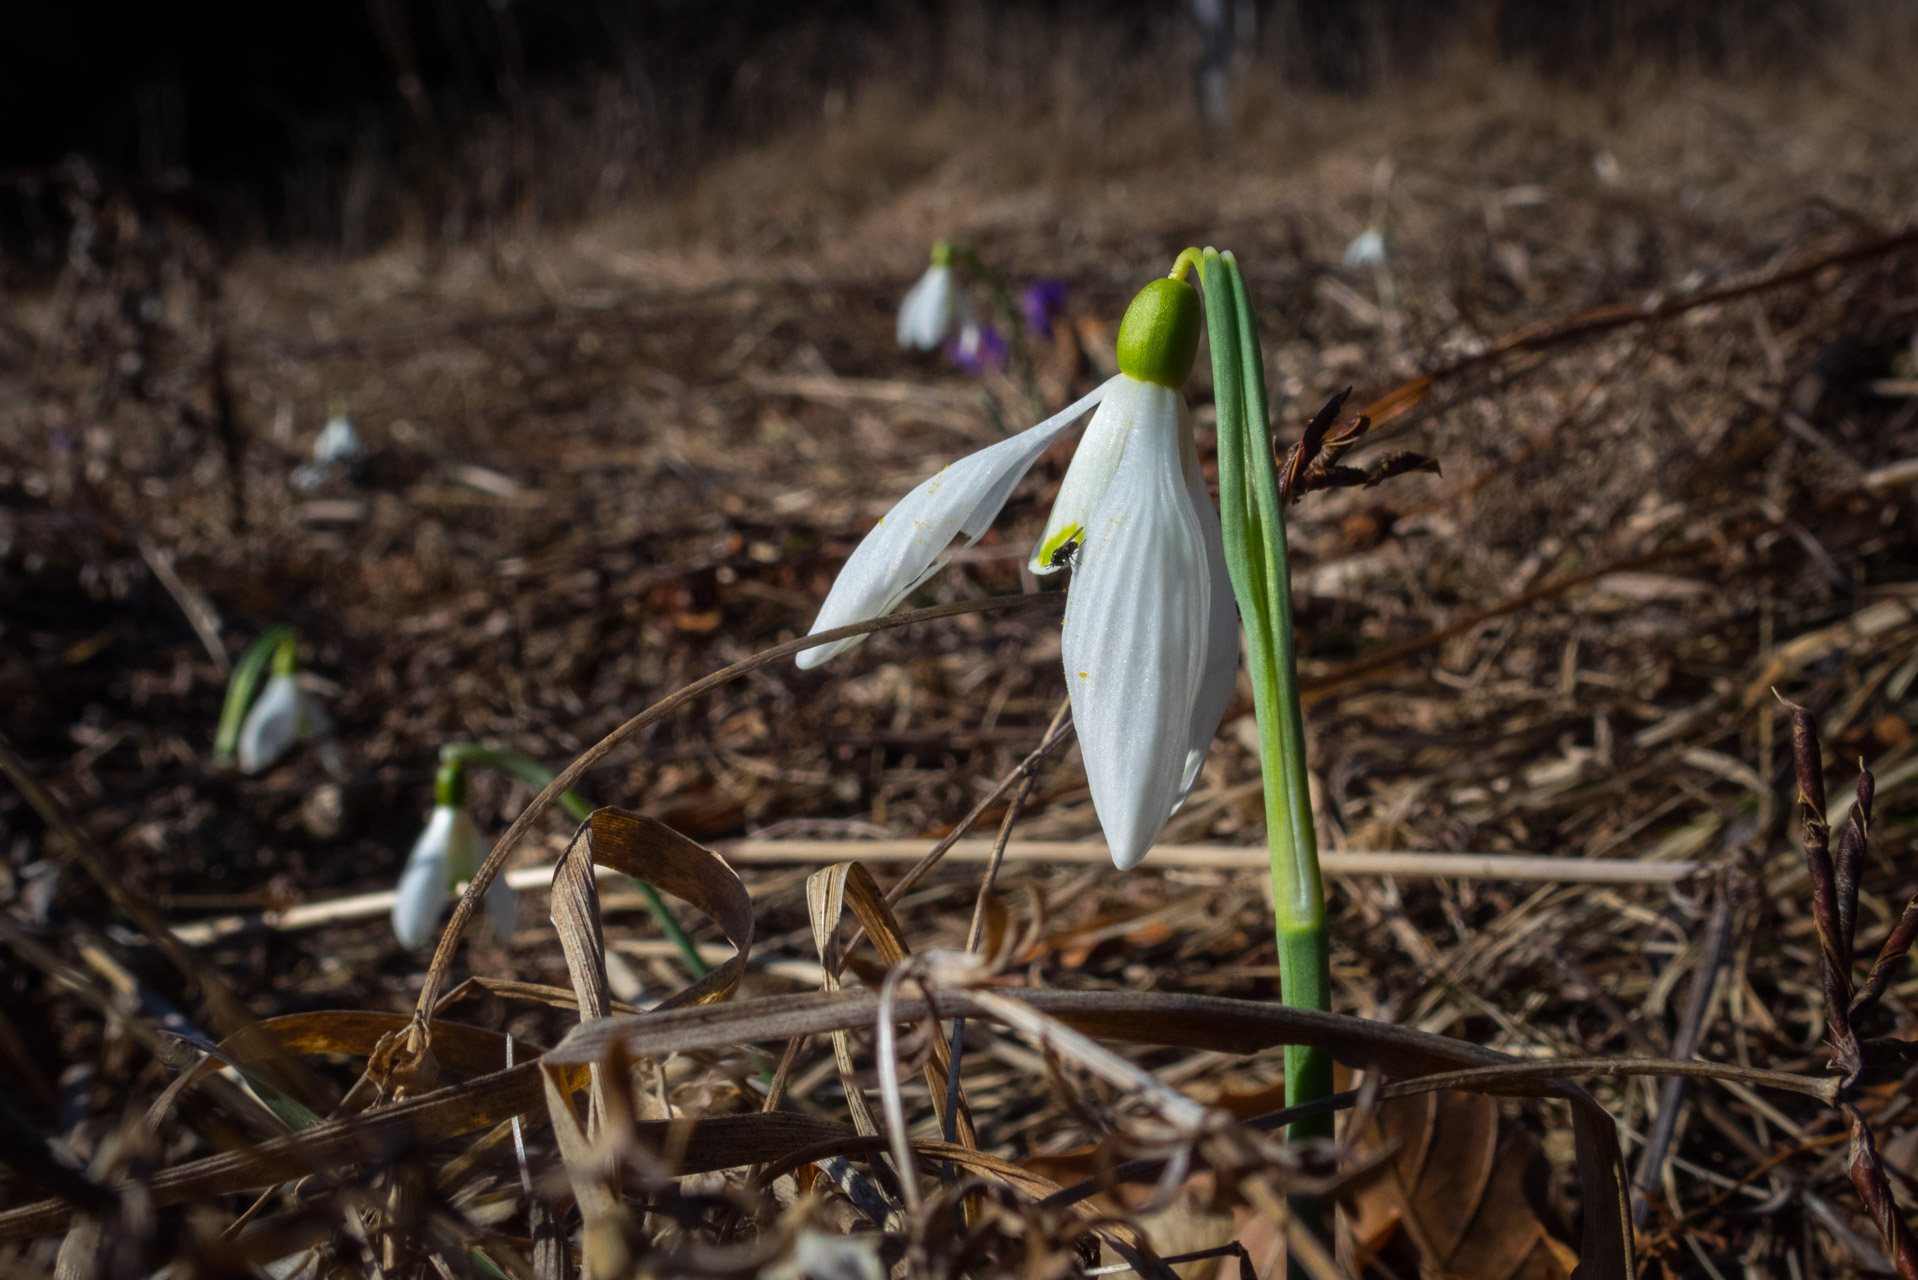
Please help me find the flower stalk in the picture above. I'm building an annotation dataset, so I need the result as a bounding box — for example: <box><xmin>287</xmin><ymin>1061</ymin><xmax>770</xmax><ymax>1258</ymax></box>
<box><xmin>435</xmin><ymin>743</ymin><xmax>709</xmax><ymax>980</ymax></box>
<box><xmin>1185</xmin><ymin>248</ymin><xmax>1331</xmax><ymax>1137</ymax></box>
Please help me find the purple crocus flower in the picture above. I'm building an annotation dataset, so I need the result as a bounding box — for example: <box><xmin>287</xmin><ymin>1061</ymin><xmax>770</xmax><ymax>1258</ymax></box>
<box><xmin>946</xmin><ymin>320</ymin><xmax>1007</xmax><ymax>375</ymax></box>
<box><xmin>1021</xmin><ymin>280</ymin><xmax>1069</xmax><ymax>334</ymax></box>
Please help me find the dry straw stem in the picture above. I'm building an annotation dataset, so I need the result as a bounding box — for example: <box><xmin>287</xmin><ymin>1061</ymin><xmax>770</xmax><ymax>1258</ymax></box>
<box><xmin>0</xmin><ymin>729</ymin><xmax>328</xmax><ymax>1114</ymax></box>
<box><xmin>169</xmin><ymin>846</ymin><xmax>1701</xmax><ymax>945</ymax></box>
<box><xmin>1356</xmin><ymin>223</ymin><xmax>1918</xmax><ymax>436</ymax></box>
<box><xmin>408</xmin><ymin>591</ymin><xmax>1065</xmax><ymax>1020</ymax></box>
<box><xmin>1</xmin><ymin>985</ymin><xmax>1659</xmax><ymax>1252</ymax></box>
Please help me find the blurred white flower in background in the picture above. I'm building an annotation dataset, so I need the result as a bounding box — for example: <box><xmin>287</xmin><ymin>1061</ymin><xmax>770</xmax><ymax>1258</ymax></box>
<box><xmin>312</xmin><ymin>410</ymin><xmax>363</xmax><ymax>464</ymax></box>
<box><xmin>896</xmin><ymin>242</ymin><xmax>965</xmax><ymax>350</ymax></box>
<box><xmin>292</xmin><ymin>403</ymin><xmax>365</xmax><ymax>491</ymax></box>
<box><xmin>1342</xmin><ymin>226</ymin><xmax>1386</xmax><ymax>270</ymax></box>
<box><xmin>237</xmin><ymin>669</ymin><xmax>335</xmax><ymax>775</ymax></box>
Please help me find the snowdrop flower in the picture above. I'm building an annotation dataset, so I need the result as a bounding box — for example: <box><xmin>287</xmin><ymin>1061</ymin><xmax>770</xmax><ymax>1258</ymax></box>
<box><xmin>237</xmin><ymin>643</ymin><xmax>335</xmax><ymax>774</ymax></box>
<box><xmin>291</xmin><ymin>405</ymin><xmax>365</xmax><ymax>491</ymax></box>
<box><xmin>392</xmin><ymin>762</ymin><xmax>517</xmax><ymax>951</ymax></box>
<box><xmin>312</xmin><ymin>410</ymin><xmax>364</xmax><ymax>465</ymax></box>
<box><xmin>896</xmin><ymin>242</ymin><xmax>964</xmax><ymax>350</ymax></box>
<box><xmin>1342</xmin><ymin>226</ymin><xmax>1386</xmax><ymax>270</ymax></box>
<box><xmin>801</xmin><ymin>275</ymin><xmax>1237</xmax><ymax>869</ymax></box>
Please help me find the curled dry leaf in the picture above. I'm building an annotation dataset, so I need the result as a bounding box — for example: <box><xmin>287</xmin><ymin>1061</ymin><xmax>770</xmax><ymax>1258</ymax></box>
<box><xmin>804</xmin><ymin>859</ymin><xmax>975</xmax><ymax>1146</ymax></box>
<box><xmin>1343</xmin><ymin>1089</ymin><xmax>1578</xmax><ymax>1280</ymax></box>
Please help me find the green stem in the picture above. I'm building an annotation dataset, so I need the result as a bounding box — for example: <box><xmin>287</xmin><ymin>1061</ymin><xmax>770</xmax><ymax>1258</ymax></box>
<box><xmin>214</xmin><ymin>626</ymin><xmax>297</xmax><ymax>761</ymax></box>
<box><xmin>951</xmin><ymin>244</ymin><xmax>1043</xmax><ymax>413</ymax></box>
<box><xmin>437</xmin><ymin>743</ymin><xmax>710</xmax><ymax>981</ymax></box>
<box><xmin>1193</xmin><ymin>249</ymin><xmax>1331</xmax><ymax>1132</ymax></box>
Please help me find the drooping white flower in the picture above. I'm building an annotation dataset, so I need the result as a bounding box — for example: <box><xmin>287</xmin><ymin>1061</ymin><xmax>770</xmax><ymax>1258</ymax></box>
<box><xmin>896</xmin><ymin>243</ymin><xmax>962</xmax><ymax>350</ymax></box>
<box><xmin>804</xmin><ymin>276</ymin><xmax>1237</xmax><ymax>869</ymax></box>
<box><xmin>237</xmin><ymin>671</ymin><xmax>334</xmax><ymax>775</ymax></box>
<box><xmin>1342</xmin><ymin>226</ymin><xmax>1386</xmax><ymax>270</ymax></box>
<box><xmin>312</xmin><ymin>412</ymin><xmax>364</xmax><ymax>464</ymax></box>
<box><xmin>392</xmin><ymin>777</ymin><xmax>516</xmax><ymax>951</ymax></box>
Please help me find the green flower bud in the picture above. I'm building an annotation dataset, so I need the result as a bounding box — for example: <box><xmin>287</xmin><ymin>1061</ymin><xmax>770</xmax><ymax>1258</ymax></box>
<box><xmin>1116</xmin><ymin>277</ymin><xmax>1201</xmax><ymax>388</ymax></box>
<box><xmin>434</xmin><ymin>759</ymin><xmax>466</xmax><ymax>808</ymax></box>
<box><xmin>930</xmin><ymin>240</ymin><xmax>953</xmax><ymax>267</ymax></box>
<box><xmin>270</xmin><ymin>637</ymin><xmax>299</xmax><ymax>676</ymax></box>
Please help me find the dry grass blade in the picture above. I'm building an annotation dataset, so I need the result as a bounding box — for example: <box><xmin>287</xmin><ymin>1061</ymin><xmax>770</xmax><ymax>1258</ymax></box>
<box><xmin>145</xmin><ymin>1009</ymin><xmax>528</xmax><ymax>1135</ymax></box>
<box><xmin>557</xmin><ymin>807</ymin><xmax>756</xmax><ymax>1013</ymax></box>
<box><xmin>539</xmin><ymin>808</ymin><xmax>760</xmax><ymax>1272</ymax></box>
<box><xmin>166</xmin><ymin>848</ymin><xmax>1700</xmax><ymax>949</ymax></box>
<box><xmin>0</xmin><ymin>731</ymin><xmax>326</xmax><ymax>1113</ymax></box>
<box><xmin>814</xmin><ymin>861</ymin><xmax>975</xmax><ymax>1146</ymax></box>
<box><xmin>549</xmin><ymin>985</ymin><xmax>1645</xmax><ymax>1277</ymax></box>
<box><xmin>413</xmin><ymin>591</ymin><xmax>1063</xmax><ymax>1020</ymax></box>
<box><xmin>0</xmin><ymin>1075</ymin><xmax>850</xmax><ymax>1242</ymax></box>
<box><xmin>802</xmin><ymin>863</ymin><xmax>886</xmax><ymax>1140</ymax></box>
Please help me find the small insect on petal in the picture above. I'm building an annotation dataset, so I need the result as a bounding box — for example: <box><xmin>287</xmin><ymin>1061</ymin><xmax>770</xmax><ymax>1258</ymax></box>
<box><xmin>1030</xmin><ymin>374</ymin><xmax>1150</xmax><ymax>576</ymax></box>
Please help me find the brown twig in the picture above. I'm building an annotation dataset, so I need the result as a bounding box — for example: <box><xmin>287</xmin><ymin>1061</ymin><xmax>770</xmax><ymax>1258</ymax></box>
<box><xmin>1780</xmin><ymin>705</ymin><xmax>1918</xmax><ymax>1277</ymax></box>
<box><xmin>1631</xmin><ymin>872</ymin><xmax>1742</xmax><ymax>1229</ymax></box>
<box><xmin>0</xmin><ymin>730</ymin><xmax>325</xmax><ymax>1112</ymax></box>
<box><xmin>1355</xmin><ymin>225</ymin><xmax>1918</xmax><ymax>433</ymax></box>
<box><xmin>410</xmin><ymin>591</ymin><xmax>1066</xmax><ymax>1022</ymax></box>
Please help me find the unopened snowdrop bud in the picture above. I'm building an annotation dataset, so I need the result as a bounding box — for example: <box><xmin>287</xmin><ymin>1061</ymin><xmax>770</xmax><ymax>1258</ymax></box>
<box><xmin>896</xmin><ymin>242</ymin><xmax>960</xmax><ymax>350</ymax></box>
<box><xmin>1114</xmin><ymin>277</ymin><xmax>1201</xmax><ymax>388</ymax></box>
<box><xmin>236</xmin><ymin>641</ymin><xmax>334</xmax><ymax>775</ymax></box>
<box><xmin>392</xmin><ymin>761</ymin><xmax>516</xmax><ymax>952</ymax></box>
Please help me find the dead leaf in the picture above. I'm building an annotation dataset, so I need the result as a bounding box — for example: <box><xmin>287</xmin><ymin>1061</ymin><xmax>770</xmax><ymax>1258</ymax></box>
<box><xmin>1344</xmin><ymin>1089</ymin><xmax>1578</xmax><ymax>1280</ymax></box>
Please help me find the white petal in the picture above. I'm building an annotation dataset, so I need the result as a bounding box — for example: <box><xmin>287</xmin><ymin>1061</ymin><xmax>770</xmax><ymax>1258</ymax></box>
<box><xmin>392</xmin><ymin>806</ymin><xmax>460</xmax><ymax>951</ymax></box>
<box><xmin>1343</xmin><ymin>227</ymin><xmax>1386</xmax><ymax>269</ymax></box>
<box><xmin>237</xmin><ymin>674</ymin><xmax>306</xmax><ymax>775</ymax></box>
<box><xmin>440</xmin><ymin>806</ymin><xmax>488</xmax><ymax>882</ymax></box>
<box><xmin>482</xmin><ymin>876</ymin><xmax>519</xmax><ymax>946</ymax></box>
<box><xmin>295</xmin><ymin>687</ymin><xmax>333</xmax><ymax>743</ymax></box>
<box><xmin>312</xmin><ymin>415</ymin><xmax>363</xmax><ymax>464</ymax></box>
<box><xmin>1173</xmin><ymin>403</ymin><xmax>1239</xmax><ymax>810</ymax></box>
<box><xmin>435</xmin><ymin>809</ymin><xmax>519</xmax><ymax>946</ymax></box>
<box><xmin>798</xmin><ymin>379</ymin><xmax>1113</xmax><ymax>669</ymax></box>
<box><xmin>392</xmin><ymin>850</ymin><xmax>448</xmax><ymax>951</ymax></box>
<box><xmin>1030</xmin><ymin>374</ymin><xmax>1148</xmax><ymax>574</ymax></box>
<box><xmin>1060</xmin><ymin>383</ymin><xmax>1211</xmax><ymax>870</ymax></box>
<box><xmin>896</xmin><ymin>265</ymin><xmax>956</xmax><ymax>349</ymax></box>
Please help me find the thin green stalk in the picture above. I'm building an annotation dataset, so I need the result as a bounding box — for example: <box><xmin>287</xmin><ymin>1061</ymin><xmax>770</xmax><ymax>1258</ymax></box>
<box><xmin>1188</xmin><ymin>249</ymin><xmax>1331</xmax><ymax>1134</ymax></box>
<box><xmin>214</xmin><ymin>626</ymin><xmax>296</xmax><ymax>760</ymax></box>
<box><xmin>438</xmin><ymin>743</ymin><xmax>709</xmax><ymax>981</ymax></box>
<box><xmin>952</xmin><ymin>244</ymin><xmax>1043</xmax><ymax>412</ymax></box>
